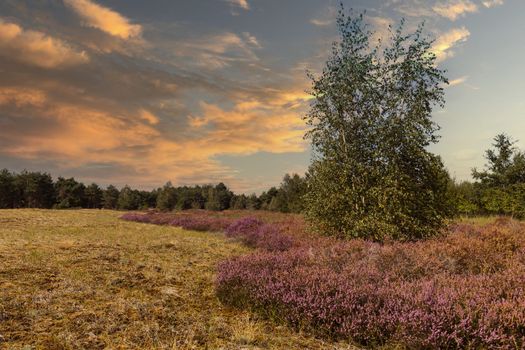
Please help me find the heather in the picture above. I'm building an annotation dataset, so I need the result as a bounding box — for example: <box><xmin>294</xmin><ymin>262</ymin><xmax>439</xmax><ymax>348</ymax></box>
<box><xmin>217</xmin><ymin>219</ymin><xmax>525</xmax><ymax>348</ymax></box>
<box><xmin>224</xmin><ymin>217</ymin><xmax>296</xmax><ymax>251</ymax></box>
<box><xmin>120</xmin><ymin>211</ymin><xmax>234</xmax><ymax>232</ymax></box>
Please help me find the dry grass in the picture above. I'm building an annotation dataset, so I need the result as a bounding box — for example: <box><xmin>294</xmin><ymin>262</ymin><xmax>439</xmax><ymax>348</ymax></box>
<box><xmin>456</xmin><ymin>215</ymin><xmax>499</xmax><ymax>226</ymax></box>
<box><xmin>0</xmin><ymin>209</ymin><xmax>358</xmax><ymax>350</ymax></box>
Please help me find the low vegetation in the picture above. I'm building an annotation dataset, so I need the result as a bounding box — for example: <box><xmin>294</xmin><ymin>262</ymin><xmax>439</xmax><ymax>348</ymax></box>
<box><xmin>123</xmin><ymin>211</ymin><xmax>525</xmax><ymax>349</ymax></box>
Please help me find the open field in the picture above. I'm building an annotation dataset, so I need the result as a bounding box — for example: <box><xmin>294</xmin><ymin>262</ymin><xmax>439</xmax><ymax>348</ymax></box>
<box><xmin>0</xmin><ymin>209</ymin><xmax>356</xmax><ymax>350</ymax></box>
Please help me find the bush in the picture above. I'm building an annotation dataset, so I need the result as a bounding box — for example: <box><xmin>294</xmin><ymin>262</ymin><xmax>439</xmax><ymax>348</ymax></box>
<box><xmin>120</xmin><ymin>212</ymin><xmax>232</xmax><ymax>232</ymax></box>
<box><xmin>217</xmin><ymin>220</ymin><xmax>525</xmax><ymax>348</ymax></box>
<box><xmin>169</xmin><ymin>216</ymin><xmax>231</xmax><ymax>232</ymax></box>
<box><xmin>225</xmin><ymin>217</ymin><xmax>295</xmax><ymax>251</ymax></box>
<box><xmin>225</xmin><ymin>217</ymin><xmax>264</xmax><ymax>238</ymax></box>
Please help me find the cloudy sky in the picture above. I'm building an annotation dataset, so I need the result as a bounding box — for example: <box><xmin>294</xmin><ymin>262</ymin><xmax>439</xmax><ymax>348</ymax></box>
<box><xmin>0</xmin><ymin>0</ymin><xmax>522</xmax><ymax>192</ymax></box>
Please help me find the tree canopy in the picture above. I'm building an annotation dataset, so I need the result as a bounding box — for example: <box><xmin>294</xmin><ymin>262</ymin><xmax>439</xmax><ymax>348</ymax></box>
<box><xmin>303</xmin><ymin>9</ymin><xmax>452</xmax><ymax>241</ymax></box>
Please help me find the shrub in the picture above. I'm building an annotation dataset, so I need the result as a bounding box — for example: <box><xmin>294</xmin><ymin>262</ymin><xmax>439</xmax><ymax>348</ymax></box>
<box><xmin>120</xmin><ymin>212</ymin><xmax>232</xmax><ymax>232</ymax></box>
<box><xmin>225</xmin><ymin>217</ymin><xmax>295</xmax><ymax>251</ymax></box>
<box><xmin>217</xmin><ymin>220</ymin><xmax>525</xmax><ymax>348</ymax></box>
<box><xmin>225</xmin><ymin>217</ymin><xmax>264</xmax><ymax>239</ymax></box>
<box><xmin>169</xmin><ymin>216</ymin><xmax>231</xmax><ymax>232</ymax></box>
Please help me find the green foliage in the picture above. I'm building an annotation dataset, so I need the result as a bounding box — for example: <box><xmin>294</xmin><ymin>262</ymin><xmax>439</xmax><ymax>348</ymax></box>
<box><xmin>263</xmin><ymin>174</ymin><xmax>308</xmax><ymax>213</ymax></box>
<box><xmin>205</xmin><ymin>183</ymin><xmax>233</xmax><ymax>211</ymax></box>
<box><xmin>230</xmin><ymin>194</ymin><xmax>248</xmax><ymax>210</ymax></box>
<box><xmin>156</xmin><ymin>182</ymin><xmax>178</xmax><ymax>211</ymax></box>
<box><xmin>0</xmin><ymin>168</ymin><xmax>301</xmax><ymax>213</ymax></box>
<box><xmin>447</xmin><ymin>180</ymin><xmax>479</xmax><ymax>216</ymax></box>
<box><xmin>55</xmin><ymin>177</ymin><xmax>86</xmax><ymax>209</ymax></box>
<box><xmin>102</xmin><ymin>185</ymin><xmax>120</xmax><ymax>209</ymax></box>
<box><xmin>0</xmin><ymin>169</ymin><xmax>15</xmax><ymax>209</ymax></box>
<box><xmin>446</xmin><ymin>134</ymin><xmax>525</xmax><ymax>219</ymax></box>
<box><xmin>258</xmin><ymin>187</ymin><xmax>279</xmax><ymax>210</ymax></box>
<box><xmin>84</xmin><ymin>183</ymin><xmax>103</xmax><ymax>209</ymax></box>
<box><xmin>473</xmin><ymin>134</ymin><xmax>525</xmax><ymax>187</ymax></box>
<box><xmin>246</xmin><ymin>194</ymin><xmax>261</xmax><ymax>210</ymax></box>
<box><xmin>468</xmin><ymin>135</ymin><xmax>525</xmax><ymax>218</ymax></box>
<box><xmin>303</xmin><ymin>9</ymin><xmax>451</xmax><ymax>241</ymax></box>
<box><xmin>117</xmin><ymin>185</ymin><xmax>142</xmax><ymax>210</ymax></box>
<box><xmin>13</xmin><ymin>171</ymin><xmax>55</xmax><ymax>209</ymax></box>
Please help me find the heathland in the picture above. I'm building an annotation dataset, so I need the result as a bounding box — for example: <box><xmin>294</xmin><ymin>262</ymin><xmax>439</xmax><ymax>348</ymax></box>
<box><xmin>2</xmin><ymin>209</ymin><xmax>525</xmax><ymax>349</ymax></box>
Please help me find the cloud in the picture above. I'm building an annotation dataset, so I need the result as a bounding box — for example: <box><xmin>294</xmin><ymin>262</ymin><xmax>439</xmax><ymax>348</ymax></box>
<box><xmin>390</xmin><ymin>0</ymin><xmax>500</xmax><ymax>19</ymax></box>
<box><xmin>0</xmin><ymin>80</ymin><xmax>310</xmax><ymax>192</ymax></box>
<box><xmin>242</xmin><ymin>32</ymin><xmax>261</xmax><ymax>48</ymax></box>
<box><xmin>310</xmin><ymin>19</ymin><xmax>333</xmax><ymax>27</ymax></box>
<box><xmin>432</xmin><ymin>27</ymin><xmax>470</xmax><ymax>62</ymax></box>
<box><xmin>449</xmin><ymin>75</ymin><xmax>468</xmax><ymax>86</ymax></box>
<box><xmin>171</xmin><ymin>31</ymin><xmax>261</xmax><ymax>70</ymax></box>
<box><xmin>187</xmin><ymin>91</ymin><xmax>310</xmax><ymax>157</ymax></box>
<box><xmin>388</xmin><ymin>0</ymin><xmax>435</xmax><ymax>17</ymax></box>
<box><xmin>0</xmin><ymin>85</ymin><xmax>214</xmax><ymax>187</ymax></box>
<box><xmin>433</xmin><ymin>0</ymin><xmax>478</xmax><ymax>20</ymax></box>
<box><xmin>310</xmin><ymin>5</ymin><xmax>337</xmax><ymax>27</ymax></box>
<box><xmin>0</xmin><ymin>2</ymin><xmax>312</xmax><ymax>192</ymax></box>
<box><xmin>226</xmin><ymin>0</ymin><xmax>250</xmax><ymax>10</ymax></box>
<box><xmin>0</xmin><ymin>87</ymin><xmax>47</xmax><ymax>107</ymax></box>
<box><xmin>482</xmin><ymin>0</ymin><xmax>504</xmax><ymax>8</ymax></box>
<box><xmin>0</xmin><ymin>19</ymin><xmax>88</xmax><ymax>68</ymax></box>
<box><xmin>139</xmin><ymin>109</ymin><xmax>160</xmax><ymax>125</ymax></box>
<box><xmin>64</xmin><ymin>0</ymin><xmax>142</xmax><ymax>39</ymax></box>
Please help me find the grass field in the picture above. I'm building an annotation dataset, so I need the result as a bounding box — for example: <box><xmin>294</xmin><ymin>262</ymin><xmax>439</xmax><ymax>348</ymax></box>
<box><xmin>0</xmin><ymin>209</ymin><xmax>359</xmax><ymax>350</ymax></box>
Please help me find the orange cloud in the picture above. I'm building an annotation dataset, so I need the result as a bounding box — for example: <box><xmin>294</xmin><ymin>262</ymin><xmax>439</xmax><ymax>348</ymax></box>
<box><xmin>181</xmin><ymin>32</ymin><xmax>260</xmax><ymax>69</ymax></box>
<box><xmin>0</xmin><ymin>19</ymin><xmax>88</xmax><ymax>68</ymax></box>
<box><xmin>432</xmin><ymin>27</ymin><xmax>470</xmax><ymax>63</ymax></box>
<box><xmin>448</xmin><ymin>75</ymin><xmax>468</xmax><ymax>87</ymax></box>
<box><xmin>0</xmin><ymin>87</ymin><xmax>47</xmax><ymax>107</ymax></box>
<box><xmin>226</xmin><ymin>0</ymin><xmax>250</xmax><ymax>10</ymax></box>
<box><xmin>64</xmin><ymin>0</ymin><xmax>142</xmax><ymax>39</ymax></box>
<box><xmin>188</xmin><ymin>93</ymin><xmax>307</xmax><ymax>156</ymax></box>
<box><xmin>310</xmin><ymin>18</ymin><xmax>333</xmax><ymax>27</ymax></box>
<box><xmin>139</xmin><ymin>109</ymin><xmax>160</xmax><ymax>125</ymax></box>
<box><xmin>0</xmin><ymin>85</ymin><xmax>308</xmax><ymax>191</ymax></box>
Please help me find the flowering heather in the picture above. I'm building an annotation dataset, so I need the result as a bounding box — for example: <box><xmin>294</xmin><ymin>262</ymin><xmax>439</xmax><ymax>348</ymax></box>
<box><xmin>120</xmin><ymin>211</ymin><xmax>233</xmax><ymax>232</ymax></box>
<box><xmin>168</xmin><ymin>216</ymin><xmax>232</xmax><ymax>232</ymax></box>
<box><xmin>225</xmin><ymin>217</ymin><xmax>296</xmax><ymax>251</ymax></box>
<box><xmin>217</xmin><ymin>220</ymin><xmax>525</xmax><ymax>348</ymax></box>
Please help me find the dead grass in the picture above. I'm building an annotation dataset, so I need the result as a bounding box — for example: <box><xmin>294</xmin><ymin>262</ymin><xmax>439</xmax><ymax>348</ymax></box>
<box><xmin>0</xmin><ymin>209</ymin><xmax>358</xmax><ymax>350</ymax></box>
<box><xmin>456</xmin><ymin>215</ymin><xmax>499</xmax><ymax>226</ymax></box>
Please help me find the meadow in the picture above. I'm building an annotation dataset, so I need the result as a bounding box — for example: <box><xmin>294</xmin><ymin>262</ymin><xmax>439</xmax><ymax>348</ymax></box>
<box><xmin>0</xmin><ymin>209</ymin><xmax>356</xmax><ymax>350</ymax></box>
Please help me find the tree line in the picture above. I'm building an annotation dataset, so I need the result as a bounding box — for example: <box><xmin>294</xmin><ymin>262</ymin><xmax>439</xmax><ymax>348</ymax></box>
<box><xmin>0</xmin><ymin>169</ymin><xmax>307</xmax><ymax>213</ymax></box>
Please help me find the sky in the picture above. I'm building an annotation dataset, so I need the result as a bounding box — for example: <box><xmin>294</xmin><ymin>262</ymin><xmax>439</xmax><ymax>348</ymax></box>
<box><xmin>0</xmin><ymin>0</ymin><xmax>523</xmax><ymax>193</ymax></box>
